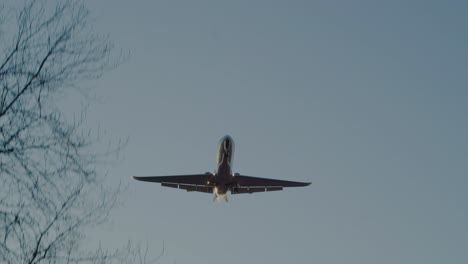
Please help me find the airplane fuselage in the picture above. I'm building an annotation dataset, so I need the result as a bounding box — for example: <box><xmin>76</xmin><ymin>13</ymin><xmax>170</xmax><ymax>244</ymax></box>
<box><xmin>212</xmin><ymin>135</ymin><xmax>235</xmax><ymax>199</ymax></box>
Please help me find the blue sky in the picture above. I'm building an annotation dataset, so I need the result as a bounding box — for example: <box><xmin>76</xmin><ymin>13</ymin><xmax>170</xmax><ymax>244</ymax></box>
<box><xmin>69</xmin><ymin>0</ymin><xmax>468</xmax><ymax>263</ymax></box>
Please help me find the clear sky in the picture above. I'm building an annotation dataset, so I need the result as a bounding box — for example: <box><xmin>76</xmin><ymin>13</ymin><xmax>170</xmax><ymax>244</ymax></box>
<box><xmin>73</xmin><ymin>0</ymin><xmax>468</xmax><ymax>263</ymax></box>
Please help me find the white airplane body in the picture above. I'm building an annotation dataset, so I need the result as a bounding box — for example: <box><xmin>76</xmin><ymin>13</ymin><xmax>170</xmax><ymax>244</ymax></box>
<box><xmin>133</xmin><ymin>135</ymin><xmax>311</xmax><ymax>201</ymax></box>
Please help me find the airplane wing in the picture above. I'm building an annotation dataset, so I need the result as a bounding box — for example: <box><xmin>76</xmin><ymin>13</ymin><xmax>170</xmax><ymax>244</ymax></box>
<box><xmin>132</xmin><ymin>174</ymin><xmax>212</xmax><ymax>194</ymax></box>
<box><xmin>132</xmin><ymin>174</ymin><xmax>311</xmax><ymax>195</ymax></box>
<box><xmin>231</xmin><ymin>174</ymin><xmax>311</xmax><ymax>194</ymax></box>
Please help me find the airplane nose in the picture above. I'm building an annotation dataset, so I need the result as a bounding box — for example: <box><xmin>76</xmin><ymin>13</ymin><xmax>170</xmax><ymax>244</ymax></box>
<box><xmin>218</xmin><ymin>135</ymin><xmax>234</xmax><ymax>159</ymax></box>
<box><xmin>224</xmin><ymin>138</ymin><xmax>231</xmax><ymax>150</ymax></box>
<box><xmin>220</xmin><ymin>135</ymin><xmax>232</xmax><ymax>149</ymax></box>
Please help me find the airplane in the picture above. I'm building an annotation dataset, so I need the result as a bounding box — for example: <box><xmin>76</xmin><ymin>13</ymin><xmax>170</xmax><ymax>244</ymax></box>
<box><xmin>132</xmin><ymin>135</ymin><xmax>311</xmax><ymax>202</ymax></box>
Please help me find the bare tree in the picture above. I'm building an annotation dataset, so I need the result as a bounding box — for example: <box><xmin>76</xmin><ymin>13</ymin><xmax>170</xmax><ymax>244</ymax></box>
<box><xmin>0</xmin><ymin>1</ymin><xmax>144</xmax><ymax>263</ymax></box>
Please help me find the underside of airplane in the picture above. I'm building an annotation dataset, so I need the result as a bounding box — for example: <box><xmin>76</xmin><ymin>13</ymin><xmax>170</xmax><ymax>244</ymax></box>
<box><xmin>133</xmin><ymin>135</ymin><xmax>311</xmax><ymax>202</ymax></box>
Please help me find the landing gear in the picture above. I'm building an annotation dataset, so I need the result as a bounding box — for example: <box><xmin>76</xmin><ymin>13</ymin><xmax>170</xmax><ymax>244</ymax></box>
<box><xmin>229</xmin><ymin>183</ymin><xmax>240</xmax><ymax>194</ymax></box>
<box><xmin>230</xmin><ymin>186</ymin><xmax>238</xmax><ymax>194</ymax></box>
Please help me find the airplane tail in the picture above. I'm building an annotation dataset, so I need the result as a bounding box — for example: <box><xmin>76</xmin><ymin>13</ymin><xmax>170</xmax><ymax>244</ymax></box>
<box><xmin>213</xmin><ymin>194</ymin><xmax>229</xmax><ymax>203</ymax></box>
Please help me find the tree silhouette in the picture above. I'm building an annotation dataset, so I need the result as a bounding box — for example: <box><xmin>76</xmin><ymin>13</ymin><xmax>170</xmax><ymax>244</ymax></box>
<box><xmin>0</xmin><ymin>1</ymin><xmax>148</xmax><ymax>263</ymax></box>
